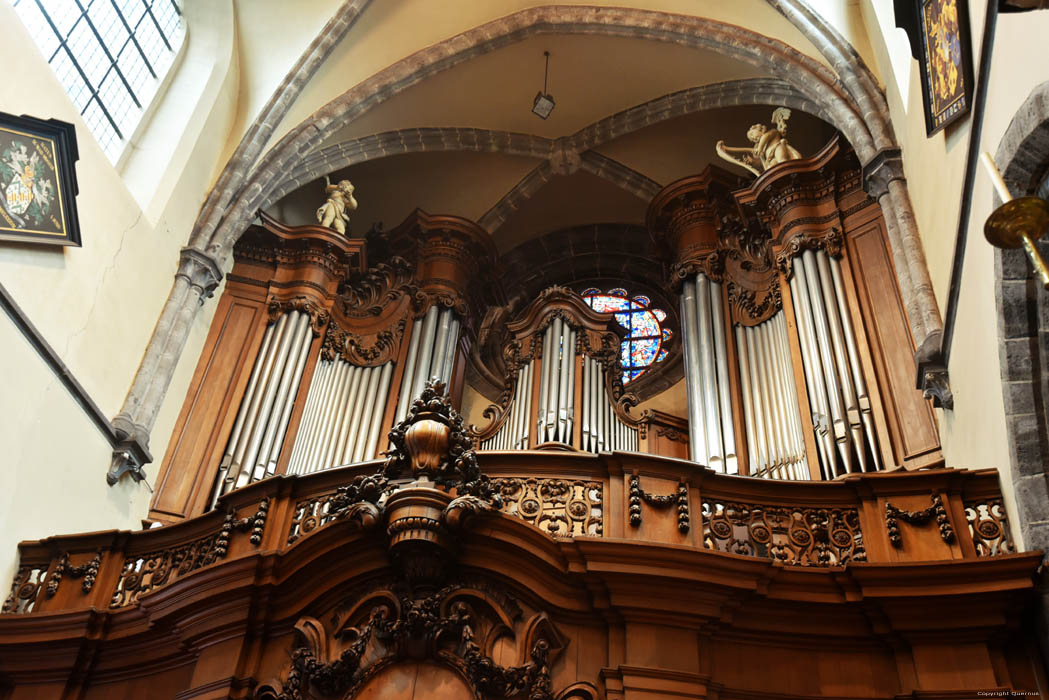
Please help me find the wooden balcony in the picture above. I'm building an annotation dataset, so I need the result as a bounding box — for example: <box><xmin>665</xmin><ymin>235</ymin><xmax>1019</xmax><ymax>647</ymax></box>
<box><xmin>2</xmin><ymin>451</ymin><xmax>1020</xmax><ymax>616</ymax></box>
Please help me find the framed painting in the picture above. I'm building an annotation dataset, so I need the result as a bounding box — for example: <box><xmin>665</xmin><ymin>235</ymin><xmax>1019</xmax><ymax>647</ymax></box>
<box><xmin>917</xmin><ymin>0</ymin><xmax>974</xmax><ymax>136</ymax></box>
<box><xmin>0</xmin><ymin>112</ymin><xmax>81</xmax><ymax>247</ymax></box>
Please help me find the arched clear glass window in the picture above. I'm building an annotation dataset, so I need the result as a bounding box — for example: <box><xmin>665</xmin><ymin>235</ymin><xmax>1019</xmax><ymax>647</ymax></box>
<box><xmin>581</xmin><ymin>287</ymin><xmax>671</xmax><ymax>384</ymax></box>
<box><xmin>13</xmin><ymin>0</ymin><xmax>186</xmax><ymax>162</ymax></box>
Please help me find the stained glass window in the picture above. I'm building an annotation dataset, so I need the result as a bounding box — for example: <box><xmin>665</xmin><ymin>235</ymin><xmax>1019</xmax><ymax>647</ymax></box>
<box><xmin>581</xmin><ymin>288</ymin><xmax>671</xmax><ymax>384</ymax></box>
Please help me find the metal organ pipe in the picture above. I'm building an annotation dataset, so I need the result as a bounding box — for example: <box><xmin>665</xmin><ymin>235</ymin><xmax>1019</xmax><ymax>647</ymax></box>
<box><xmin>393</xmin><ymin>318</ymin><xmax>423</xmax><ymax>424</ymax></box>
<box><xmin>709</xmin><ymin>280</ymin><xmax>737</xmax><ymax>474</ymax></box>
<box><xmin>734</xmin><ymin>311</ymin><xmax>808</xmax><ymax>480</ymax></box>
<box><xmin>788</xmin><ymin>249</ymin><xmax>880</xmax><ymax>479</ymax></box>
<box><xmin>680</xmin><ymin>279</ymin><xmax>705</xmax><ymax>463</ymax></box>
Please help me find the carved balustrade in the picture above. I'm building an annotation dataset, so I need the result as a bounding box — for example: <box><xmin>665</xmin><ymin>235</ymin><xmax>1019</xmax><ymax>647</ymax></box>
<box><xmin>4</xmin><ymin>450</ymin><xmax>1016</xmax><ymax>617</ymax></box>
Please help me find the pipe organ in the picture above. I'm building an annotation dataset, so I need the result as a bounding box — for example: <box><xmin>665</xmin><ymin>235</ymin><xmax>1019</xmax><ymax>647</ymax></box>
<box><xmin>153</xmin><ymin>137</ymin><xmax>940</xmax><ymax>525</ymax></box>
<box><xmin>476</xmin><ymin>288</ymin><xmax>639</xmax><ymax>453</ymax></box>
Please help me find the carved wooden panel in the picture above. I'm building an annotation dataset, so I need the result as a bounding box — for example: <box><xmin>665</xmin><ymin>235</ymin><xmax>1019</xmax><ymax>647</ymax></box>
<box><xmin>845</xmin><ymin>218</ymin><xmax>941</xmax><ymax>468</ymax></box>
<box><xmin>150</xmin><ymin>294</ymin><xmax>268</xmax><ymax>522</ymax></box>
<box><xmin>492</xmin><ymin>477</ymin><xmax>603</xmax><ymax>537</ymax></box>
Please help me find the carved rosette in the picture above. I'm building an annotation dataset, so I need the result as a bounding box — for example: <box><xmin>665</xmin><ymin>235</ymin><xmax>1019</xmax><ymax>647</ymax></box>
<box><xmin>267</xmin><ymin>295</ymin><xmax>330</xmax><ymax>336</ymax></box>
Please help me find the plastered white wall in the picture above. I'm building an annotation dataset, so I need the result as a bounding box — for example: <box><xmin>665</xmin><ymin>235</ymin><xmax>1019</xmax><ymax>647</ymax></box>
<box><xmin>0</xmin><ymin>0</ymin><xmax>239</xmax><ymax>586</ymax></box>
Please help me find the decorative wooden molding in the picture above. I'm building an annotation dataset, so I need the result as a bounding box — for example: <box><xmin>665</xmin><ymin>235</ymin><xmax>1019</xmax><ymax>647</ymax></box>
<box><xmin>45</xmin><ymin>550</ymin><xmax>101</xmax><ymax>598</ymax></box>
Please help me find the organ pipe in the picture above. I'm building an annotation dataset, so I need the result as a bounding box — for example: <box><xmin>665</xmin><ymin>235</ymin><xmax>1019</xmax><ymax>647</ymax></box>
<box><xmin>736</xmin><ymin>311</ymin><xmax>808</xmax><ymax>480</ymax></box>
<box><xmin>212</xmin><ymin>310</ymin><xmax>314</xmax><ymax>505</ymax></box>
<box><xmin>788</xmin><ymin>248</ymin><xmax>879</xmax><ymax>479</ymax></box>
<box><xmin>484</xmin><ymin>328</ymin><xmax>636</xmax><ymax>453</ymax></box>
<box><xmin>396</xmin><ymin>306</ymin><xmax>461</xmax><ymax>422</ymax></box>
<box><xmin>679</xmin><ymin>273</ymin><xmax>736</xmax><ymax>472</ymax></box>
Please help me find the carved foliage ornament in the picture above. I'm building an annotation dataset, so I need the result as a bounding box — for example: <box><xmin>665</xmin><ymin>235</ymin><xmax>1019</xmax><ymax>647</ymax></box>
<box><xmin>259</xmin><ymin>584</ymin><xmax>562</xmax><ymax>700</ymax></box>
<box><xmin>774</xmin><ymin>227</ymin><xmax>845</xmax><ymax>278</ymax></box>
<box><xmin>45</xmin><ymin>550</ymin><xmax>102</xmax><ymax>598</ymax></box>
<box><xmin>268</xmin><ymin>296</ymin><xmax>330</xmax><ymax>336</ymax></box>
<box><xmin>337</xmin><ymin>256</ymin><xmax>416</xmax><ymax>317</ymax></box>
<box><xmin>717</xmin><ymin>214</ymin><xmax>782</xmax><ymax>325</ymax></box>
<box><xmin>321</xmin><ymin>318</ymin><xmax>406</xmax><ymax>366</ymax></box>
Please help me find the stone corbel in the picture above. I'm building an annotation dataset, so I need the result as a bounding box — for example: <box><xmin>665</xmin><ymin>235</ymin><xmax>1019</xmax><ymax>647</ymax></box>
<box><xmin>176</xmin><ymin>247</ymin><xmax>224</xmax><ymax>304</ymax></box>
<box><xmin>106</xmin><ymin>414</ymin><xmax>154</xmax><ymax>485</ymax></box>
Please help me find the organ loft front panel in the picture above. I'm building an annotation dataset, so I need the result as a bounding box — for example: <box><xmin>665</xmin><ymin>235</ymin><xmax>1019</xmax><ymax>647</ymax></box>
<box><xmin>0</xmin><ymin>138</ymin><xmax>1043</xmax><ymax>700</ymax></box>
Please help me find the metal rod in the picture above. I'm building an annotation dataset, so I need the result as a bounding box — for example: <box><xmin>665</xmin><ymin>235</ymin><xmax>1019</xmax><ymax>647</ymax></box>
<box><xmin>254</xmin><ymin>312</ymin><xmax>309</xmax><ymax>478</ymax></box>
<box><xmin>394</xmin><ymin>317</ymin><xmax>424</xmax><ymax>423</ymax></box>
<box><xmin>331</xmin><ymin>364</ymin><xmax>362</xmax><ymax>467</ymax></box>
<box><xmin>430</xmin><ymin>308</ymin><xmax>453</xmax><ymax>386</ymax></box>
<box><xmin>696</xmin><ymin>274</ymin><xmax>723</xmax><ymax>470</ymax></box>
<box><xmin>710</xmin><ymin>280</ymin><xmax>736</xmax><ymax>473</ymax></box>
<box><xmin>231</xmin><ymin>313</ymin><xmax>288</xmax><ymax>475</ymax></box>
<box><xmin>314</xmin><ymin>361</ymin><xmax>352</xmax><ymax>470</ymax></box>
<box><xmin>743</xmin><ymin>326</ymin><xmax>768</xmax><ymax>474</ymax></box>
<box><xmin>223</xmin><ymin>320</ymin><xmax>276</xmax><ymax>469</ymax></box>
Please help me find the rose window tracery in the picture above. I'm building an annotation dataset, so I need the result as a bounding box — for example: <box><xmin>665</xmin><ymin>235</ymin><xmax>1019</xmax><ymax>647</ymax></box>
<box><xmin>581</xmin><ymin>288</ymin><xmax>670</xmax><ymax>383</ymax></box>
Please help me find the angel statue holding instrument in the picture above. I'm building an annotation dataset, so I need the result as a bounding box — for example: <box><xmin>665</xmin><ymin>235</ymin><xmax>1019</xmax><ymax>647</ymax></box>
<box><xmin>715</xmin><ymin>107</ymin><xmax>803</xmax><ymax>178</ymax></box>
<box><xmin>316</xmin><ymin>176</ymin><xmax>358</xmax><ymax>235</ymax></box>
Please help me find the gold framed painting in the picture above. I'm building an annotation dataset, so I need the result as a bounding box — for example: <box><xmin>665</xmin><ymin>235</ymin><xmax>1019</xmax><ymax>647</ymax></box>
<box><xmin>0</xmin><ymin>112</ymin><xmax>81</xmax><ymax>247</ymax></box>
<box><xmin>917</xmin><ymin>0</ymin><xmax>974</xmax><ymax>136</ymax></box>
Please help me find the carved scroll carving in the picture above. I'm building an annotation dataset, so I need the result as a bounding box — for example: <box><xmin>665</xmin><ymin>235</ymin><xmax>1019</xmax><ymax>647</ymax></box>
<box><xmin>718</xmin><ymin>215</ymin><xmax>782</xmax><ymax>327</ymax></box>
<box><xmin>628</xmin><ymin>472</ymin><xmax>690</xmax><ymax>533</ymax></box>
<box><xmin>702</xmin><ymin>501</ymin><xmax>865</xmax><ymax>566</ymax></box>
<box><xmin>337</xmin><ymin>256</ymin><xmax>416</xmax><ymax>317</ymax></box>
<box><xmin>965</xmin><ymin>499</ymin><xmax>1015</xmax><ymax>557</ymax></box>
<box><xmin>884</xmin><ymin>493</ymin><xmax>954</xmax><ymax>548</ymax></box>
<box><xmin>493</xmin><ymin>478</ymin><xmax>603</xmax><ymax>537</ymax></box>
<box><xmin>2</xmin><ymin>565</ymin><xmax>46</xmax><ymax>614</ymax></box>
<box><xmin>109</xmin><ymin>499</ymin><xmax>269</xmax><ymax>608</ymax></box>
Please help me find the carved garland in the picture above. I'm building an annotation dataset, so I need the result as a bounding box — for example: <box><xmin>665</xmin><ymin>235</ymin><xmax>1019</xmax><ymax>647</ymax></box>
<box><xmin>627</xmin><ymin>472</ymin><xmax>690</xmax><ymax>533</ymax></box>
<box><xmin>884</xmin><ymin>493</ymin><xmax>954</xmax><ymax>548</ymax></box>
<box><xmin>320</xmin><ymin>318</ymin><xmax>407</xmax><ymax>366</ymax></box>
<box><xmin>45</xmin><ymin>550</ymin><xmax>102</xmax><ymax>598</ymax></box>
<box><xmin>338</xmin><ymin>256</ymin><xmax>416</xmax><ymax>317</ymax></box>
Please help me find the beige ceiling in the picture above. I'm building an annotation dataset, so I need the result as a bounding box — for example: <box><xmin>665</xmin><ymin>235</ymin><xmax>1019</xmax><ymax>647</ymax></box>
<box><xmin>321</xmin><ymin>33</ymin><xmax>767</xmax><ymax>147</ymax></box>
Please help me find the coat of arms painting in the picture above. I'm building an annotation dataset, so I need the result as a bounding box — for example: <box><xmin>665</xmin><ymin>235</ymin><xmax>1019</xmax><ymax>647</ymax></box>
<box><xmin>0</xmin><ymin>113</ymin><xmax>81</xmax><ymax>247</ymax></box>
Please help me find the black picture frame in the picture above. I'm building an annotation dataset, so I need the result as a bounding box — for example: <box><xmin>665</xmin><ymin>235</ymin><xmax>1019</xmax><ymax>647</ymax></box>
<box><xmin>916</xmin><ymin>0</ymin><xmax>975</xmax><ymax>136</ymax></box>
<box><xmin>0</xmin><ymin>112</ymin><xmax>81</xmax><ymax>247</ymax></box>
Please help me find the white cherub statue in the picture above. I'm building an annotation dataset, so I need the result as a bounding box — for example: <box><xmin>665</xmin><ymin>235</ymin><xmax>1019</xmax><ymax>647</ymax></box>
<box><xmin>316</xmin><ymin>176</ymin><xmax>358</xmax><ymax>235</ymax></box>
<box><xmin>715</xmin><ymin>107</ymin><xmax>803</xmax><ymax>177</ymax></box>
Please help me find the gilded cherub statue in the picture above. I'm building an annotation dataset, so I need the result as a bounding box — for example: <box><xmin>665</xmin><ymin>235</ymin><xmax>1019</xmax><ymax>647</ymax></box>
<box><xmin>715</xmin><ymin>107</ymin><xmax>803</xmax><ymax>177</ymax></box>
<box><xmin>316</xmin><ymin>176</ymin><xmax>358</xmax><ymax>235</ymax></box>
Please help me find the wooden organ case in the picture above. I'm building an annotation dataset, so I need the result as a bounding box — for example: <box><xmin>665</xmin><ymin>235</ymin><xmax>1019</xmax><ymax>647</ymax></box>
<box><xmin>1</xmin><ymin>140</ymin><xmax>1045</xmax><ymax>700</ymax></box>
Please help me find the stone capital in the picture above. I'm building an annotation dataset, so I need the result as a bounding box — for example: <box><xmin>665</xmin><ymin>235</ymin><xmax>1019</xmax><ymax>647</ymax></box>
<box><xmin>177</xmin><ymin>247</ymin><xmax>224</xmax><ymax>302</ymax></box>
<box><xmin>106</xmin><ymin>413</ymin><xmax>153</xmax><ymax>485</ymax></box>
<box><xmin>862</xmin><ymin>148</ymin><xmax>905</xmax><ymax>200</ymax></box>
